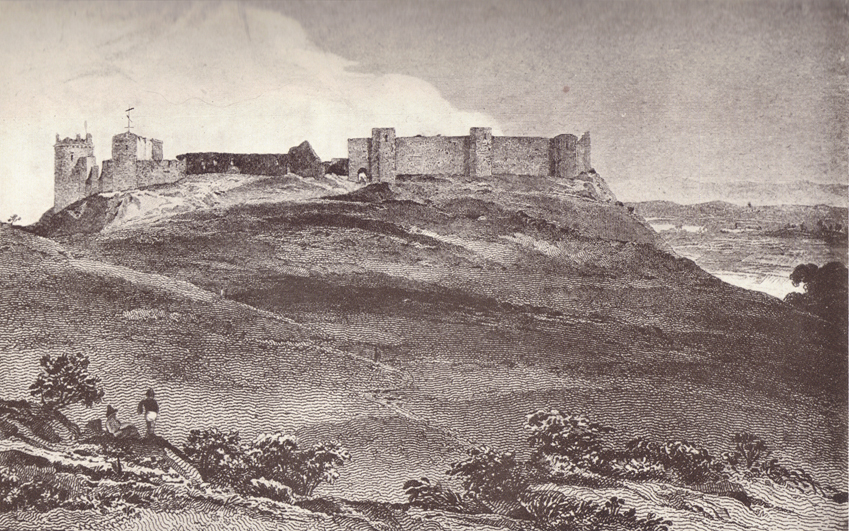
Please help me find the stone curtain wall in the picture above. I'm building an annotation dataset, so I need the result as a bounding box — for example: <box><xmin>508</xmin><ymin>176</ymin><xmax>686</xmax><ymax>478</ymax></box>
<box><xmin>395</xmin><ymin>136</ymin><xmax>468</xmax><ymax>177</ymax></box>
<box><xmin>136</xmin><ymin>159</ymin><xmax>187</xmax><ymax>187</ymax></box>
<box><xmin>347</xmin><ymin>127</ymin><xmax>591</xmax><ymax>184</ymax></box>
<box><xmin>491</xmin><ymin>136</ymin><xmax>550</xmax><ymax>176</ymax></box>
<box><xmin>179</xmin><ymin>153</ymin><xmax>288</xmax><ymax>176</ymax></box>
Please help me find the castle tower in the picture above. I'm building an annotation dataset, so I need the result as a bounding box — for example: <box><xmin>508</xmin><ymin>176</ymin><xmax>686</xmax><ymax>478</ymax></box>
<box><xmin>370</xmin><ymin>128</ymin><xmax>396</xmax><ymax>182</ymax></box>
<box><xmin>468</xmin><ymin>127</ymin><xmax>493</xmax><ymax>178</ymax></box>
<box><xmin>550</xmin><ymin>133</ymin><xmax>578</xmax><ymax>179</ymax></box>
<box><xmin>54</xmin><ymin>133</ymin><xmax>96</xmax><ymax>212</ymax></box>
<box><xmin>111</xmin><ymin>132</ymin><xmax>141</xmax><ymax>191</ymax></box>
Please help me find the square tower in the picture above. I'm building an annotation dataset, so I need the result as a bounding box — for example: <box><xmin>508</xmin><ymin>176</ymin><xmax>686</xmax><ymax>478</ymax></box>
<box><xmin>468</xmin><ymin>127</ymin><xmax>493</xmax><ymax>178</ymax></box>
<box><xmin>370</xmin><ymin>128</ymin><xmax>396</xmax><ymax>182</ymax></box>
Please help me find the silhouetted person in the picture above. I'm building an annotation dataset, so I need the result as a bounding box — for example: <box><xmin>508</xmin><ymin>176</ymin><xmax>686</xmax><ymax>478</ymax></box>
<box><xmin>137</xmin><ymin>389</ymin><xmax>159</xmax><ymax>438</ymax></box>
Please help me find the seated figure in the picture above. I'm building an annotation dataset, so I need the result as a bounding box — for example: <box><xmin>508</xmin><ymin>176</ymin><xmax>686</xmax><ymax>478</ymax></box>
<box><xmin>105</xmin><ymin>405</ymin><xmax>140</xmax><ymax>439</ymax></box>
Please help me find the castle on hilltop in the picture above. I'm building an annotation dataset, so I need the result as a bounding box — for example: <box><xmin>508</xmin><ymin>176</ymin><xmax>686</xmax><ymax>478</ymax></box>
<box><xmin>347</xmin><ymin>127</ymin><xmax>591</xmax><ymax>182</ymax></box>
<box><xmin>54</xmin><ymin>131</ymin><xmax>185</xmax><ymax>211</ymax></box>
<box><xmin>53</xmin><ymin>122</ymin><xmax>605</xmax><ymax>212</ymax></box>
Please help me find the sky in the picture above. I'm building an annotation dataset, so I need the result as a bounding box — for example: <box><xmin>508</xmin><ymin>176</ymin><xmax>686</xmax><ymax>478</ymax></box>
<box><xmin>0</xmin><ymin>0</ymin><xmax>846</xmax><ymax>224</ymax></box>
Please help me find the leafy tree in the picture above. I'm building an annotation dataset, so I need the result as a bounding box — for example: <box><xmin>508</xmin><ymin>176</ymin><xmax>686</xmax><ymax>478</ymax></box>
<box><xmin>785</xmin><ymin>262</ymin><xmax>848</xmax><ymax>332</ymax></box>
<box><xmin>29</xmin><ymin>353</ymin><xmax>104</xmax><ymax>409</ymax></box>
<box><xmin>7</xmin><ymin>214</ymin><xmax>20</xmax><ymax>225</ymax></box>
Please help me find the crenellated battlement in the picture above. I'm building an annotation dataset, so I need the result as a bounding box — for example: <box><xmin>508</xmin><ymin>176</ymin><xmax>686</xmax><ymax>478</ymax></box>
<box><xmin>55</xmin><ymin>133</ymin><xmax>94</xmax><ymax>147</ymax></box>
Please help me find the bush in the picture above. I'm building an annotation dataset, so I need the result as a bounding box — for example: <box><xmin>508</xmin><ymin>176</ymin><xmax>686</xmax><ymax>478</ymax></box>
<box><xmin>723</xmin><ymin>433</ymin><xmax>772</xmax><ymax>472</ymax></box>
<box><xmin>403</xmin><ymin>477</ymin><xmax>473</xmax><ymax>512</ymax></box>
<box><xmin>245</xmin><ymin>477</ymin><xmax>294</xmax><ymax>503</ymax></box>
<box><xmin>525</xmin><ymin>409</ymin><xmax>614</xmax><ymax>475</ymax></box>
<box><xmin>520</xmin><ymin>490</ymin><xmax>672</xmax><ymax>531</ymax></box>
<box><xmin>29</xmin><ymin>353</ymin><xmax>104</xmax><ymax>410</ymax></box>
<box><xmin>0</xmin><ymin>466</ymin><xmax>98</xmax><ymax>512</ymax></box>
<box><xmin>247</xmin><ymin>434</ymin><xmax>350</xmax><ymax>497</ymax></box>
<box><xmin>447</xmin><ymin>445</ymin><xmax>531</xmax><ymax>508</ymax></box>
<box><xmin>610</xmin><ymin>457</ymin><xmax>666</xmax><ymax>481</ymax></box>
<box><xmin>183</xmin><ymin>428</ymin><xmax>248</xmax><ymax>486</ymax></box>
<box><xmin>520</xmin><ymin>489</ymin><xmax>597</xmax><ymax>529</ymax></box>
<box><xmin>619</xmin><ymin>437</ymin><xmax>724</xmax><ymax>484</ymax></box>
<box><xmin>182</xmin><ymin>428</ymin><xmax>351</xmax><ymax>497</ymax></box>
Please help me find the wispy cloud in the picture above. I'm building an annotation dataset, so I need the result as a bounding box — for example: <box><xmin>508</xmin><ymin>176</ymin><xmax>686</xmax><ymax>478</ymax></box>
<box><xmin>0</xmin><ymin>2</ymin><xmax>502</xmax><ymax>223</ymax></box>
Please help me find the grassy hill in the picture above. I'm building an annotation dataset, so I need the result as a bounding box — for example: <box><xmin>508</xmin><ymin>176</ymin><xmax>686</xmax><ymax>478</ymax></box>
<box><xmin>1</xmin><ymin>171</ymin><xmax>846</xmax><ymax>528</ymax></box>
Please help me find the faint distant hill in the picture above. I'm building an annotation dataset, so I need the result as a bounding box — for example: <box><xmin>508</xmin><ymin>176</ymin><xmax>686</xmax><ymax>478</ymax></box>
<box><xmin>645</xmin><ymin>179</ymin><xmax>848</xmax><ymax>208</ymax></box>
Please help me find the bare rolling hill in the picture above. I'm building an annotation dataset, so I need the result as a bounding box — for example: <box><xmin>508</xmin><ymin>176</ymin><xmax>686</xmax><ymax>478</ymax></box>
<box><xmin>8</xmin><ymin>173</ymin><xmax>847</xmax><ymax>504</ymax></box>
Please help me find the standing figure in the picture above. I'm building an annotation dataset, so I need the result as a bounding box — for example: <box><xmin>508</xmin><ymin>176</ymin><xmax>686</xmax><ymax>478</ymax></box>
<box><xmin>137</xmin><ymin>389</ymin><xmax>159</xmax><ymax>438</ymax></box>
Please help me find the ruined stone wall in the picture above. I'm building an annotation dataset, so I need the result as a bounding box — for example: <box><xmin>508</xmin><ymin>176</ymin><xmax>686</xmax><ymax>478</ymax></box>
<box><xmin>99</xmin><ymin>161</ymin><xmax>114</xmax><ymax>193</ymax></box>
<box><xmin>348</xmin><ymin>138</ymin><xmax>370</xmax><ymax>181</ymax></box>
<box><xmin>135</xmin><ymin>136</ymin><xmax>154</xmax><ymax>160</ymax></box>
<box><xmin>346</xmin><ymin>127</ymin><xmax>592</xmax><ymax>184</ymax></box>
<box><xmin>491</xmin><ymin>136</ymin><xmax>550</xmax><ymax>176</ymax></box>
<box><xmin>178</xmin><ymin>153</ymin><xmax>288</xmax><ymax>176</ymax></box>
<box><xmin>395</xmin><ymin>136</ymin><xmax>468</xmax><ymax>177</ymax></box>
<box><xmin>77</xmin><ymin>157</ymin><xmax>98</xmax><ymax>198</ymax></box>
<box><xmin>136</xmin><ymin>159</ymin><xmax>186</xmax><ymax>187</ymax></box>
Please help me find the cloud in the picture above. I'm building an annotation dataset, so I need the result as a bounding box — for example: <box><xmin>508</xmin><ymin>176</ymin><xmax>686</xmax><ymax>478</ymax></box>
<box><xmin>0</xmin><ymin>2</ymin><xmax>501</xmax><ymax>223</ymax></box>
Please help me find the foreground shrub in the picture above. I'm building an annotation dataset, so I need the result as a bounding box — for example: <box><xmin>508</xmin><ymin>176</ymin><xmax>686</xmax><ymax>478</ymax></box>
<box><xmin>247</xmin><ymin>433</ymin><xmax>351</xmax><ymax>497</ymax></box>
<box><xmin>183</xmin><ymin>428</ymin><xmax>248</xmax><ymax>486</ymax></box>
<box><xmin>244</xmin><ymin>477</ymin><xmax>294</xmax><ymax>503</ymax></box>
<box><xmin>403</xmin><ymin>477</ymin><xmax>474</xmax><ymax>513</ymax></box>
<box><xmin>448</xmin><ymin>446</ymin><xmax>530</xmax><ymax>502</ymax></box>
<box><xmin>520</xmin><ymin>490</ymin><xmax>672</xmax><ymax>531</ymax></box>
<box><xmin>182</xmin><ymin>428</ymin><xmax>350</xmax><ymax>498</ymax></box>
<box><xmin>520</xmin><ymin>489</ymin><xmax>596</xmax><ymax>528</ymax></box>
<box><xmin>621</xmin><ymin>437</ymin><xmax>723</xmax><ymax>484</ymax></box>
<box><xmin>525</xmin><ymin>409</ymin><xmax>615</xmax><ymax>476</ymax></box>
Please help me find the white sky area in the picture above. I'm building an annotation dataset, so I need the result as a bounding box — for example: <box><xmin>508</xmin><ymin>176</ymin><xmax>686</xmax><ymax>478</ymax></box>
<box><xmin>0</xmin><ymin>3</ymin><xmax>501</xmax><ymax>223</ymax></box>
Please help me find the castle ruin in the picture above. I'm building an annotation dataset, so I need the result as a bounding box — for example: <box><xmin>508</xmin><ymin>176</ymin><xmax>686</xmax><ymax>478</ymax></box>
<box><xmin>53</xmin><ymin>123</ymin><xmax>604</xmax><ymax>212</ymax></box>
<box><xmin>347</xmin><ymin>127</ymin><xmax>592</xmax><ymax>182</ymax></box>
<box><xmin>54</xmin><ymin>131</ymin><xmax>185</xmax><ymax>212</ymax></box>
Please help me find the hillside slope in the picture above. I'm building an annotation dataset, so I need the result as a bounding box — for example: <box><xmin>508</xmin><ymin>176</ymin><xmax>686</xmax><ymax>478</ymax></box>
<box><xmin>20</xmin><ymin>172</ymin><xmax>847</xmax><ymax>501</ymax></box>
